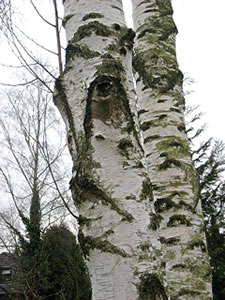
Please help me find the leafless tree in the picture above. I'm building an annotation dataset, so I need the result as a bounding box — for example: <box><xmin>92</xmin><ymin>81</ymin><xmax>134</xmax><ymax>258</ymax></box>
<box><xmin>0</xmin><ymin>75</ymin><xmax>76</xmax><ymax>254</ymax></box>
<box><xmin>0</xmin><ymin>0</ymin><xmax>64</xmax><ymax>91</ymax></box>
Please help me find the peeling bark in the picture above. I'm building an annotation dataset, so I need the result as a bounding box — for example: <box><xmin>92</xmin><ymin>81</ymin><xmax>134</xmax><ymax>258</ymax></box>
<box><xmin>132</xmin><ymin>0</ymin><xmax>212</xmax><ymax>299</ymax></box>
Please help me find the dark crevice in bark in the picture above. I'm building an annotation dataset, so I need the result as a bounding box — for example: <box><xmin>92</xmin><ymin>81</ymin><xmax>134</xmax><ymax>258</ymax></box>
<box><xmin>54</xmin><ymin>77</ymin><xmax>80</xmax><ymax>156</ymax></box>
<box><xmin>71</xmin><ymin>176</ymin><xmax>134</xmax><ymax>222</ymax></box>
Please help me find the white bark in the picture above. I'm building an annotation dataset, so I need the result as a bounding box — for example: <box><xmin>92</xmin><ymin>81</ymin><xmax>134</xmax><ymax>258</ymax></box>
<box><xmin>55</xmin><ymin>1</ymin><xmax>167</xmax><ymax>299</ymax></box>
<box><xmin>132</xmin><ymin>0</ymin><xmax>212</xmax><ymax>299</ymax></box>
<box><xmin>55</xmin><ymin>0</ymin><xmax>212</xmax><ymax>299</ymax></box>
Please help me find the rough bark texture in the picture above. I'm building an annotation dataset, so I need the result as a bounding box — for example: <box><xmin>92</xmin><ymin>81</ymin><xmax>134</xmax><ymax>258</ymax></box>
<box><xmin>132</xmin><ymin>0</ymin><xmax>212</xmax><ymax>299</ymax></box>
<box><xmin>54</xmin><ymin>0</ymin><xmax>212</xmax><ymax>299</ymax></box>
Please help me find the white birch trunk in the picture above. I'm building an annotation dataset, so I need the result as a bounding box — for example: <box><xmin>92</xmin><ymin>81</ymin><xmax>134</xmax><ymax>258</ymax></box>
<box><xmin>132</xmin><ymin>0</ymin><xmax>212</xmax><ymax>299</ymax></box>
<box><xmin>54</xmin><ymin>0</ymin><xmax>167</xmax><ymax>299</ymax></box>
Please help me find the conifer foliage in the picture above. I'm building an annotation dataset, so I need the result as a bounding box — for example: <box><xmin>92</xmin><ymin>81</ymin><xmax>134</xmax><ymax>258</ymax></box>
<box><xmin>197</xmin><ymin>140</ymin><xmax>225</xmax><ymax>300</ymax></box>
<box><xmin>187</xmin><ymin>106</ymin><xmax>225</xmax><ymax>300</ymax></box>
<box><xmin>20</xmin><ymin>225</ymin><xmax>91</xmax><ymax>300</ymax></box>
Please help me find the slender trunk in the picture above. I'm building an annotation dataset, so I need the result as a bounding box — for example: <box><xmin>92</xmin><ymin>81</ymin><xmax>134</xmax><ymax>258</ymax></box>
<box><xmin>29</xmin><ymin>90</ymin><xmax>41</xmax><ymax>253</ymax></box>
<box><xmin>53</xmin><ymin>0</ymin><xmax>63</xmax><ymax>76</ymax></box>
<box><xmin>132</xmin><ymin>0</ymin><xmax>212</xmax><ymax>298</ymax></box>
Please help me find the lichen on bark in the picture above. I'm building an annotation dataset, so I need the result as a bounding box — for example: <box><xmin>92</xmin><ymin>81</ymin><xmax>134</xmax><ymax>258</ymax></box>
<box><xmin>56</xmin><ymin>1</ymin><xmax>167</xmax><ymax>299</ymax></box>
<box><xmin>132</xmin><ymin>0</ymin><xmax>212</xmax><ymax>298</ymax></box>
<box><xmin>56</xmin><ymin>0</ymin><xmax>212</xmax><ymax>298</ymax></box>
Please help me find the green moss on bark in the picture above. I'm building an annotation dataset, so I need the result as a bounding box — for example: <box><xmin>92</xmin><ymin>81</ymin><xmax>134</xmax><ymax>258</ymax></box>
<box><xmin>167</xmin><ymin>214</ymin><xmax>192</xmax><ymax>227</ymax></box>
<box><xmin>79</xmin><ymin>234</ymin><xmax>130</xmax><ymax>258</ymax></box>
<box><xmin>136</xmin><ymin>16</ymin><xmax>177</xmax><ymax>41</ymax></box>
<box><xmin>96</xmin><ymin>58</ymin><xmax>125</xmax><ymax>78</ymax></box>
<box><xmin>149</xmin><ymin>213</ymin><xmax>163</xmax><ymax>230</ymax></box>
<box><xmin>156</xmin><ymin>0</ymin><xmax>173</xmax><ymax>16</ymax></box>
<box><xmin>72</xmin><ymin>21</ymin><xmax>112</xmax><ymax>43</ymax></box>
<box><xmin>72</xmin><ymin>176</ymin><xmax>134</xmax><ymax>222</ymax></box>
<box><xmin>82</xmin><ymin>13</ymin><xmax>104</xmax><ymax>21</ymax></box>
<box><xmin>133</xmin><ymin>53</ymin><xmax>183</xmax><ymax>92</ymax></box>
<box><xmin>118</xmin><ymin>138</ymin><xmax>133</xmax><ymax>158</ymax></box>
<box><xmin>187</xmin><ymin>236</ymin><xmax>206</xmax><ymax>252</ymax></box>
<box><xmin>159</xmin><ymin>158</ymin><xmax>182</xmax><ymax>170</ymax></box>
<box><xmin>140</xmin><ymin>178</ymin><xmax>153</xmax><ymax>201</ymax></box>
<box><xmin>160</xmin><ymin>236</ymin><xmax>180</xmax><ymax>246</ymax></box>
<box><xmin>62</xmin><ymin>14</ymin><xmax>74</xmax><ymax>27</ymax></box>
<box><xmin>138</xmin><ymin>273</ymin><xmax>168</xmax><ymax>300</ymax></box>
<box><xmin>156</xmin><ymin>136</ymin><xmax>191</xmax><ymax>160</ymax></box>
<box><xmin>66</xmin><ymin>43</ymin><xmax>100</xmax><ymax>63</ymax></box>
<box><xmin>154</xmin><ymin>197</ymin><xmax>175</xmax><ymax>213</ymax></box>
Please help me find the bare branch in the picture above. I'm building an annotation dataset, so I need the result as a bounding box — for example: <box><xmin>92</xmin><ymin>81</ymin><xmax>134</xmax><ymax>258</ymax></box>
<box><xmin>0</xmin><ymin>78</ymin><xmax>37</xmax><ymax>87</ymax></box>
<box><xmin>29</xmin><ymin>0</ymin><xmax>55</xmax><ymax>28</ymax></box>
<box><xmin>53</xmin><ymin>0</ymin><xmax>63</xmax><ymax>75</ymax></box>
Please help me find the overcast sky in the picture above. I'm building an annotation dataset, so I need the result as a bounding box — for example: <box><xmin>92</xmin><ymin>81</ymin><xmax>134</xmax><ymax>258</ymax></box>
<box><xmin>173</xmin><ymin>0</ymin><xmax>225</xmax><ymax>145</ymax></box>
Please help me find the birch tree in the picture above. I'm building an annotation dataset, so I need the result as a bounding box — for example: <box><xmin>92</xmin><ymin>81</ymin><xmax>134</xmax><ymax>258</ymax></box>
<box><xmin>54</xmin><ymin>0</ymin><xmax>212</xmax><ymax>299</ymax></box>
<box><xmin>132</xmin><ymin>0</ymin><xmax>212</xmax><ymax>298</ymax></box>
<box><xmin>0</xmin><ymin>79</ymin><xmax>74</xmax><ymax>252</ymax></box>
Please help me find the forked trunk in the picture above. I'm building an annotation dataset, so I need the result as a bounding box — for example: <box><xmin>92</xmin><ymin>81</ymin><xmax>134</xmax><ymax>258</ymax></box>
<box><xmin>55</xmin><ymin>0</ymin><xmax>212</xmax><ymax>299</ymax></box>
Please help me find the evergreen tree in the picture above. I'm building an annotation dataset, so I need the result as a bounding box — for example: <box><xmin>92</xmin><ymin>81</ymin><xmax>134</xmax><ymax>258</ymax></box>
<box><xmin>21</xmin><ymin>225</ymin><xmax>91</xmax><ymax>300</ymax></box>
<box><xmin>194</xmin><ymin>139</ymin><xmax>225</xmax><ymax>300</ymax></box>
<box><xmin>186</xmin><ymin>104</ymin><xmax>225</xmax><ymax>299</ymax></box>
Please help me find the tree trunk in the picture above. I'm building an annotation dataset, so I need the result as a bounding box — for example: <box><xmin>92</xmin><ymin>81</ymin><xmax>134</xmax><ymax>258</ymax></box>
<box><xmin>132</xmin><ymin>0</ymin><xmax>212</xmax><ymax>299</ymax></box>
<box><xmin>55</xmin><ymin>0</ymin><xmax>212</xmax><ymax>299</ymax></box>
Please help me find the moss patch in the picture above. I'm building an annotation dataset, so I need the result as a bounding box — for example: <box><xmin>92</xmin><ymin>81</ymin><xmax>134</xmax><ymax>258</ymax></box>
<box><xmin>176</xmin><ymin>288</ymin><xmax>202</xmax><ymax>298</ymax></box>
<box><xmin>156</xmin><ymin>0</ymin><xmax>173</xmax><ymax>17</ymax></box>
<box><xmin>167</xmin><ymin>214</ymin><xmax>192</xmax><ymax>227</ymax></box>
<box><xmin>183</xmin><ymin>258</ymin><xmax>212</xmax><ymax>280</ymax></box>
<box><xmin>119</xmin><ymin>28</ymin><xmax>135</xmax><ymax>50</ymax></box>
<box><xmin>154</xmin><ymin>197</ymin><xmax>175</xmax><ymax>213</ymax></box>
<box><xmin>136</xmin><ymin>15</ymin><xmax>177</xmax><ymax>41</ymax></box>
<box><xmin>156</xmin><ymin>136</ymin><xmax>190</xmax><ymax>159</ymax></box>
<box><xmin>187</xmin><ymin>236</ymin><xmax>206</xmax><ymax>252</ymax></box>
<box><xmin>62</xmin><ymin>14</ymin><xmax>74</xmax><ymax>27</ymax></box>
<box><xmin>159</xmin><ymin>158</ymin><xmax>182</xmax><ymax>170</ymax></box>
<box><xmin>154</xmin><ymin>192</ymin><xmax>193</xmax><ymax>214</ymax></box>
<box><xmin>96</xmin><ymin>58</ymin><xmax>125</xmax><ymax>78</ymax></box>
<box><xmin>133</xmin><ymin>54</ymin><xmax>183</xmax><ymax>93</ymax></box>
<box><xmin>54</xmin><ymin>78</ymin><xmax>79</xmax><ymax>155</ymax></box>
<box><xmin>78</xmin><ymin>233</ymin><xmax>129</xmax><ymax>258</ymax></box>
<box><xmin>160</xmin><ymin>236</ymin><xmax>180</xmax><ymax>246</ymax></box>
<box><xmin>138</xmin><ymin>273</ymin><xmax>168</xmax><ymax>300</ymax></box>
<box><xmin>72</xmin><ymin>21</ymin><xmax>112</xmax><ymax>43</ymax></box>
<box><xmin>140</xmin><ymin>178</ymin><xmax>153</xmax><ymax>201</ymax></box>
<box><xmin>73</xmin><ymin>176</ymin><xmax>134</xmax><ymax>222</ymax></box>
<box><xmin>66</xmin><ymin>43</ymin><xmax>100</xmax><ymax>62</ymax></box>
<box><xmin>149</xmin><ymin>213</ymin><xmax>163</xmax><ymax>230</ymax></box>
<box><xmin>118</xmin><ymin>138</ymin><xmax>133</xmax><ymax>158</ymax></box>
<box><xmin>82</xmin><ymin>13</ymin><xmax>104</xmax><ymax>21</ymax></box>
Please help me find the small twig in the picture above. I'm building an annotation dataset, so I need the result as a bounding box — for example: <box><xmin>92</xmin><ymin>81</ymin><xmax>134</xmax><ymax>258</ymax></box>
<box><xmin>53</xmin><ymin>0</ymin><xmax>63</xmax><ymax>76</ymax></box>
<box><xmin>29</xmin><ymin>0</ymin><xmax>55</xmax><ymax>27</ymax></box>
